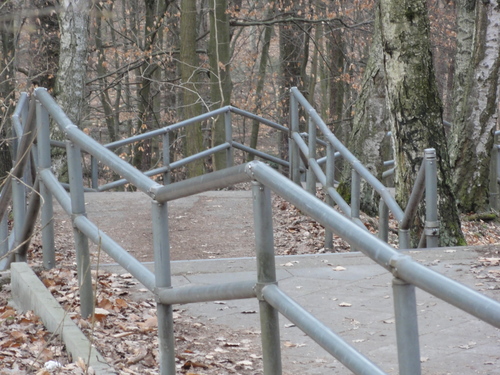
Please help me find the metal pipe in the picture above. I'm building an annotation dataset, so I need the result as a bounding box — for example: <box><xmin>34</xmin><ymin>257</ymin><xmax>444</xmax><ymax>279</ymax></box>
<box><xmin>225</xmin><ymin>111</ymin><xmax>234</xmax><ymax>168</ymax></box>
<box><xmin>34</xmin><ymin>88</ymin><xmax>161</xmax><ymax>196</ymax></box>
<box><xmin>252</xmin><ymin>182</ymin><xmax>282</xmax><ymax>375</ymax></box>
<box><xmin>306</xmin><ymin>117</ymin><xmax>317</xmax><ymax>195</ymax></box>
<box><xmin>325</xmin><ymin>143</ymin><xmax>335</xmax><ymax>250</ymax></box>
<box><xmin>351</xmin><ymin>168</ymin><xmax>361</xmax><ymax>220</ymax></box>
<box><xmin>91</xmin><ymin>156</ymin><xmax>98</xmax><ymax>190</ymax></box>
<box><xmin>66</xmin><ymin>140</ymin><xmax>93</xmax><ymax>318</ymax></box>
<box><xmin>290</xmin><ymin>94</ymin><xmax>301</xmax><ymax>185</ymax></box>
<box><xmin>392</xmin><ymin>255</ymin><xmax>500</xmax><ymax>329</ymax></box>
<box><xmin>162</xmin><ymin>132</ymin><xmax>171</xmax><ymax>185</ymax></box>
<box><xmin>233</xmin><ymin>142</ymin><xmax>290</xmax><ymax>168</ymax></box>
<box><xmin>156</xmin><ymin>280</ymin><xmax>256</xmax><ymax>305</ymax></box>
<box><xmin>98</xmin><ymin>143</ymin><xmax>233</xmax><ymax>191</ymax></box>
<box><xmin>105</xmin><ymin>106</ymin><xmax>231</xmax><ymax>150</ymax></box>
<box><xmin>290</xmin><ymin>88</ymin><xmax>404</xmax><ymax>221</ymax></box>
<box><xmin>36</xmin><ymin>101</ymin><xmax>56</xmax><ymax>269</ymax></box>
<box><xmin>424</xmin><ymin>149</ymin><xmax>439</xmax><ymax>248</ymax></box>
<box><xmin>152</xmin><ymin>201</ymin><xmax>176</xmax><ymax>375</ymax></box>
<box><xmin>231</xmin><ymin>106</ymin><xmax>289</xmax><ymax>132</ymax></box>
<box><xmin>262</xmin><ymin>284</ymin><xmax>386</xmax><ymax>375</ymax></box>
<box><xmin>291</xmin><ymin>131</ymin><xmax>310</xmax><ymax>159</ymax></box>
<box><xmin>39</xmin><ymin>169</ymin><xmax>72</xmax><ymax>214</ymax></box>
<box><xmin>17</xmin><ymin>178</ymin><xmax>42</xmax><ymax>263</ymax></box>
<box><xmin>383</xmin><ymin>160</ymin><xmax>395</xmax><ymax>167</ymax></box>
<box><xmin>0</xmin><ymin>97</ymin><xmax>37</xmax><ymax>223</ymax></box>
<box><xmin>392</xmin><ymin>278</ymin><xmax>422</xmax><ymax>375</ymax></box>
<box><xmin>153</xmin><ymin>164</ymin><xmax>251</xmax><ymax>203</ymax></box>
<box><xmin>400</xmin><ymin>161</ymin><xmax>426</xmax><ymax>230</ymax></box>
<box><xmin>73</xmin><ymin>215</ymin><xmax>155</xmax><ymax>291</ymax></box>
<box><xmin>379</xmin><ymin>199</ymin><xmax>389</xmax><ymax>242</ymax></box>
<box><xmin>382</xmin><ymin>168</ymin><xmax>395</xmax><ymax>179</ymax></box>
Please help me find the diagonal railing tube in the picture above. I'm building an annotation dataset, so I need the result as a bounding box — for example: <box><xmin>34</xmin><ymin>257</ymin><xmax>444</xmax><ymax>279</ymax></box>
<box><xmin>261</xmin><ymin>284</ymin><xmax>386</xmax><ymax>375</ymax></box>
<box><xmin>34</xmin><ymin>88</ymin><xmax>162</xmax><ymax>196</ymax></box>
<box><xmin>289</xmin><ymin>88</ymin><xmax>410</xmax><ymax>248</ymax></box>
<box><xmin>246</xmin><ymin>161</ymin><xmax>500</xmax><ymax>329</ymax></box>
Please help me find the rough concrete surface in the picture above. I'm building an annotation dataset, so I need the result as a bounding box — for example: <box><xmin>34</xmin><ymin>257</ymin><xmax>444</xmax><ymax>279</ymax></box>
<box><xmin>24</xmin><ymin>191</ymin><xmax>500</xmax><ymax>373</ymax></box>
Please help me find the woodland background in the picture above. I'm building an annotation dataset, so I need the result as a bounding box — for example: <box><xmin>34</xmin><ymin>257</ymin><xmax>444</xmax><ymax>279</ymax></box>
<box><xmin>0</xmin><ymin>0</ymin><xmax>499</xmax><ymax>246</ymax></box>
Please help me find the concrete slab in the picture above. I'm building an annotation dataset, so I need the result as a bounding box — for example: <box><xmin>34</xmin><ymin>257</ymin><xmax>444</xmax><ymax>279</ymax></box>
<box><xmin>10</xmin><ymin>263</ymin><xmax>117</xmax><ymax>375</ymax></box>
<box><xmin>99</xmin><ymin>247</ymin><xmax>500</xmax><ymax>374</ymax></box>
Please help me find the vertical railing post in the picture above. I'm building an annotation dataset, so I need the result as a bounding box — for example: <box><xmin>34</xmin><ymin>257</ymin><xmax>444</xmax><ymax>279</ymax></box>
<box><xmin>35</xmin><ymin>100</ymin><xmax>56</xmax><ymax>269</ymax></box>
<box><xmin>66</xmin><ymin>139</ymin><xmax>93</xmax><ymax>318</ymax></box>
<box><xmin>424</xmin><ymin>148</ymin><xmax>439</xmax><ymax>248</ymax></box>
<box><xmin>489</xmin><ymin>135</ymin><xmax>499</xmax><ymax>211</ymax></box>
<box><xmin>379</xmin><ymin>198</ymin><xmax>389</xmax><ymax>242</ymax></box>
<box><xmin>290</xmin><ymin>92</ymin><xmax>301</xmax><ymax>185</ymax></box>
<box><xmin>224</xmin><ymin>110</ymin><xmax>234</xmax><ymax>168</ymax></box>
<box><xmin>151</xmin><ymin>201</ymin><xmax>176</xmax><ymax>375</ymax></box>
<box><xmin>162</xmin><ymin>132</ymin><xmax>171</xmax><ymax>185</ymax></box>
<box><xmin>325</xmin><ymin>143</ymin><xmax>335</xmax><ymax>250</ymax></box>
<box><xmin>306</xmin><ymin>117</ymin><xmax>317</xmax><ymax>195</ymax></box>
<box><xmin>393</xmin><ymin>278</ymin><xmax>422</xmax><ymax>375</ymax></box>
<box><xmin>252</xmin><ymin>181</ymin><xmax>282</xmax><ymax>375</ymax></box>
<box><xmin>0</xmin><ymin>214</ymin><xmax>8</xmax><ymax>266</ymax></box>
<box><xmin>12</xmin><ymin>177</ymin><xmax>26</xmax><ymax>262</ymax></box>
<box><xmin>351</xmin><ymin>169</ymin><xmax>361</xmax><ymax>220</ymax></box>
<box><xmin>91</xmin><ymin>156</ymin><xmax>98</xmax><ymax>190</ymax></box>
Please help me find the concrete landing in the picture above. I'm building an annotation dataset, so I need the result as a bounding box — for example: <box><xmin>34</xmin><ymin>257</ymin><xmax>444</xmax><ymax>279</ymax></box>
<box><xmin>101</xmin><ymin>247</ymin><xmax>500</xmax><ymax>375</ymax></box>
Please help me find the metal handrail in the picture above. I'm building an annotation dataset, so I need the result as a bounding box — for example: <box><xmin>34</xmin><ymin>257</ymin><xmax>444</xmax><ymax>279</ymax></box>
<box><xmin>4</xmin><ymin>89</ymin><xmax>500</xmax><ymax>375</ymax></box>
<box><xmin>289</xmin><ymin>87</ymin><xmax>441</xmax><ymax>249</ymax></box>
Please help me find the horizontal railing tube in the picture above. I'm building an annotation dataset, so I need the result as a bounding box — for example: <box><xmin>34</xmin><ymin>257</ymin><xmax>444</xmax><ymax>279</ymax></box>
<box><xmin>230</xmin><ymin>107</ymin><xmax>289</xmax><ymax>132</ymax></box>
<box><xmin>153</xmin><ymin>163</ymin><xmax>251</xmax><ymax>203</ymax></box>
<box><xmin>156</xmin><ymin>280</ymin><xmax>256</xmax><ymax>305</ymax></box>
<box><xmin>262</xmin><ymin>284</ymin><xmax>386</xmax><ymax>375</ymax></box>
<box><xmin>34</xmin><ymin>88</ymin><xmax>161</xmax><ymax>196</ymax></box>
<box><xmin>247</xmin><ymin>161</ymin><xmax>500</xmax><ymax>329</ymax></box>
<box><xmin>105</xmin><ymin>106</ymin><xmax>231</xmax><ymax>150</ymax></box>
<box><xmin>232</xmin><ymin>142</ymin><xmax>290</xmax><ymax>168</ymax></box>
<box><xmin>97</xmin><ymin>144</ymin><xmax>231</xmax><ymax>192</ymax></box>
<box><xmin>73</xmin><ymin>215</ymin><xmax>156</xmax><ymax>291</ymax></box>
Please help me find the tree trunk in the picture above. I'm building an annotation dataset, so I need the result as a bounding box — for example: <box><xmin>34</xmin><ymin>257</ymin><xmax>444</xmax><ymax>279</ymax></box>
<box><xmin>209</xmin><ymin>0</ymin><xmax>232</xmax><ymax>171</ymax></box>
<box><xmin>278</xmin><ymin>1</ymin><xmax>306</xmax><ymax>165</ymax></box>
<box><xmin>180</xmin><ymin>0</ymin><xmax>205</xmax><ymax>177</ymax></box>
<box><xmin>449</xmin><ymin>0</ymin><xmax>500</xmax><ymax>213</ymax></box>
<box><xmin>248</xmin><ymin>3</ymin><xmax>274</xmax><ymax>159</ymax></box>
<box><xmin>379</xmin><ymin>0</ymin><xmax>465</xmax><ymax>246</ymax></box>
<box><xmin>340</xmin><ymin>9</ymin><xmax>390</xmax><ymax>216</ymax></box>
<box><xmin>0</xmin><ymin>1</ymin><xmax>16</xmax><ymax>182</ymax></box>
<box><xmin>451</xmin><ymin>0</ymin><xmax>476</xmax><ymax>117</ymax></box>
<box><xmin>55</xmin><ymin>0</ymin><xmax>90</xmax><ymax>127</ymax></box>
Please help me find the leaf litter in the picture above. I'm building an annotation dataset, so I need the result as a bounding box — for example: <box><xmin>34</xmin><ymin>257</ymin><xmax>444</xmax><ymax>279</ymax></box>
<box><xmin>2</xmin><ymin>192</ymin><xmax>500</xmax><ymax>373</ymax></box>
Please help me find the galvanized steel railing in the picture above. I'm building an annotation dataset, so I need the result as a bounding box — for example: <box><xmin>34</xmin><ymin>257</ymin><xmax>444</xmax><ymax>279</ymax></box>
<box><xmin>2</xmin><ymin>89</ymin><xmax>500</xmax><ymax>375</ymax></box>
<box><xmin>289</xmin><ymin>87</ymin><xmax>440</xmax><ymax>249</ymax></box>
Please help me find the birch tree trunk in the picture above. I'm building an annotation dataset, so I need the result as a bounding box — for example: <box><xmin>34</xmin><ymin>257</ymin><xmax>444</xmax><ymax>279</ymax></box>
<box><xmin>341</xmin><ymin>9</ymin><xmax>390</xmax><ymax>216</ymax></box>
<box><xmin>180</xmin><ymin>0</ymin><xmax>204</xmax><ymax>177</ymax></box>
<box><xmin>55</xmin><ymin>0</ymin><xmax>90</xmax><ymax>127</ymax></box>
<box><xmin>380</xmin><ymin>0</ymin><xmax>465</xmax><ymax>246</ymax></box>
<box><xmin>449</xmin><ymin>0</ymin><xmax>500</xmax><ymax>212</ymax></box>
<box><xmin>451</xmin><ymin>0</ymin><xmax>476</xmax><ymax>117</ymax></box>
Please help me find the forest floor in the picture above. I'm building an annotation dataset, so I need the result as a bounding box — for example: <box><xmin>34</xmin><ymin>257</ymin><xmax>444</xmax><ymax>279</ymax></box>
<box><xmin>1</xmin><ymin>190</ymin><xmax>500</xmax><ymax>374</ymax></box>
